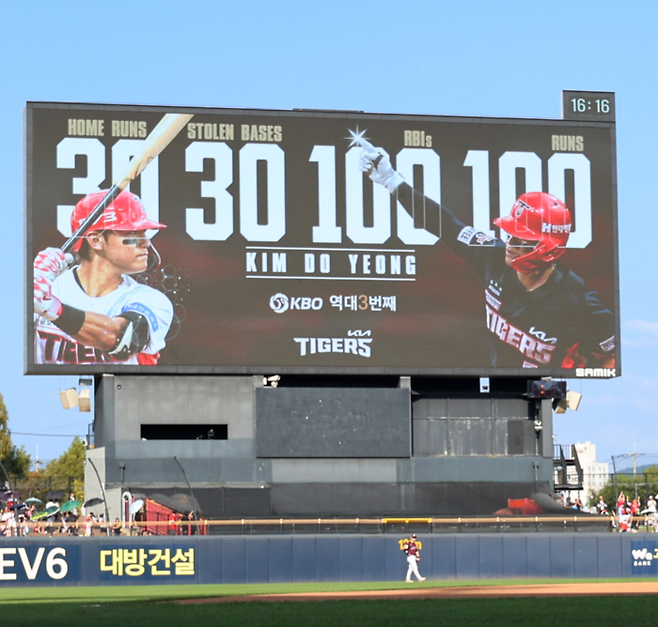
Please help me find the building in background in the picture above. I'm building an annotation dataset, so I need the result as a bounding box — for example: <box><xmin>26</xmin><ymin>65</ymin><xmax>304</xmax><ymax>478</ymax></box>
<box><xmin>574</xmin><ymin>441</ymin><xmax>610</xmax><ymax>507</ymax></box>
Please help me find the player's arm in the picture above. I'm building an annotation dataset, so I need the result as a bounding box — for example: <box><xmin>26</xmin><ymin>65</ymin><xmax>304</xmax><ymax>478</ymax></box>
<box><xmin>581</xmin><ymin>292</ymin><xmax>616</xmax><ymax>368</ymax></box>
<box><xmin>34</xmin><ymin>248</ymin><xmax>152</xmax><ymax>357</ymax></box>
<box><xmin>72</xmin><ymin>296</ymin><xmax>172</xmax><ymax>357</ymax></box>
<box><xmin>359</xmin><ymin>146</ymin><xmax>453</xmax><ymax>238</ymax></box>
<box><xmin>560</xmin><ymin>290</ymin><xmax>616</xmax><ymax>369</ymax></box>
<box><xmin>69</xmin><ymin>311</ymin><xmax>150</xmax><ymax>358</ymax></box>
<box><xmin>42</xmin><ymin>304</ymin><xmax>149</xmax><ymax>357</ymax></box>
<box><xmin>359</xmin><ymin>145</ymin><xmax>501</xmax><ymax>274</ymax></box>
<box><xmin>562</xmin><ymin>341</ymin><xmax>615</xmax><ymax>370</ymax></box>
<box><xmin>593</xmin><ymin>351</ymin><xmax>615</xmax><ymax>368</ymax></box>
<box><xmin>359</xmin><ymin>145</ymin><xmax>500</xmax><ymax>244</ymax></box>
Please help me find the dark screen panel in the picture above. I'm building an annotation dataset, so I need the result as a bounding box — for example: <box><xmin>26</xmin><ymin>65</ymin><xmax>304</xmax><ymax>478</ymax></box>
<box><xmin>255</xmin><ymin>388</ymin><xmax>411</xmax><ymax>457</ymax></box>
<box><xmin>507</xmin><ymin>420</ymin><xmax>525</xmax><ymax>455</ymax></box>
<box><xmin>140</xmin><ymin>424</ymin><xmax>227</xmax><ymax>440</ymax></box>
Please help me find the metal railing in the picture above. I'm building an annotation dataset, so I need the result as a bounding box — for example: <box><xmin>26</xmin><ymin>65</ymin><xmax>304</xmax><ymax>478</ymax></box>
<box><xmin>0</xmin><ymin>514</ymin><xmax>622</xmax><ymax>537</ymax></box>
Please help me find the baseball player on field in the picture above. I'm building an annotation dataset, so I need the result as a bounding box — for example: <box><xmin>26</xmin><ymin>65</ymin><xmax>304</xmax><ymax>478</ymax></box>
<box><xmin>33</xmin><ymin>190</ymin><xmax>174</xmax><ymax>365</ymax></box>
<box><xmin>403</xmin><ymin>534</ymin><xmax>426</xmax><ymax>582</ymax></box>
<box><xmin>358</xmin><ymin>143</ymin><xmax>616</xmax><ymax>371</ymax></box>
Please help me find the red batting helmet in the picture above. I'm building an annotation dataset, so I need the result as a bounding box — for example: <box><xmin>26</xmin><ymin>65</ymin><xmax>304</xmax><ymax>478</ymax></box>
<box><xmin>71</xmin><ymin>190</ymin><xmax>166</xmax><ymax>251</ymax></box>
<box><xmin>494</xmin><ymin>192</ymin><xmax>571</xmax><ymax>273</ymax></box>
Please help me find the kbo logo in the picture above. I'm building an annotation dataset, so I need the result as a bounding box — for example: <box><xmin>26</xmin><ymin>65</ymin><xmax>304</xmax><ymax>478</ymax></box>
<box><xmin>269</xmin><ymin>293</ymin><xmax>323</xmax><ymax>314</ymax></box>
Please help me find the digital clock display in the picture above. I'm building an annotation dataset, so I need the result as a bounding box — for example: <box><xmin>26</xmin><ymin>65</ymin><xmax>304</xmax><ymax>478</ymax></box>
<box><xmin>563</xmin><ymin>91</ymin><xmax>615</xmax><ymax>121</ymax></box>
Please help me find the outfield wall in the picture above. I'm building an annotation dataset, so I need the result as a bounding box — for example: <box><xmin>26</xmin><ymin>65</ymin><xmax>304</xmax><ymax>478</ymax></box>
<box><xmin>0</xmin><ymin>534</ymin><xmax>655</xmax><ymax>587</ymax></box>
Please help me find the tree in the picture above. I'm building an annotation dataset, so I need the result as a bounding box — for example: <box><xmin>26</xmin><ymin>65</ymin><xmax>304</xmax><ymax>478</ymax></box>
<box><xmin>44</xmin><ymin>436</ymin><xmax>86</xmax><ymax>499</ymax></box>
<box><xmin>0</xmin><ymin>392</ymin><xmax>31</xmax><ymax>481</ymax></box>
<box><xmin>592</xmin><ymin>465</ymin><xmax>658</xmax><ymax>511</ymax></box>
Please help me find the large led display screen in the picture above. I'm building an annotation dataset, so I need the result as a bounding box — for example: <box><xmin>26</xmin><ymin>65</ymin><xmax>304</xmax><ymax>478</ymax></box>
<box><xmin>26</xmin><ymin>98</ymin><xmax>619</xmax><ymax>377</ymax></box>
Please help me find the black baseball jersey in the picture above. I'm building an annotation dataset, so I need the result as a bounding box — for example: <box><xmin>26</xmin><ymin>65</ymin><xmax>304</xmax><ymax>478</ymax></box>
<box><xmin>396</xmin><ymin>184</ymin><xmax>615</xmax><ymax>370</ymax></box>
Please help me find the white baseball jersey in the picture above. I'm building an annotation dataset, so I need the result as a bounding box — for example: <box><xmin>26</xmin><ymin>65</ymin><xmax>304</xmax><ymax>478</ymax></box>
<box><xmin>34</xmin><ymin>267</ymin><xmax>174</xmax><ymax>365</ymax></box>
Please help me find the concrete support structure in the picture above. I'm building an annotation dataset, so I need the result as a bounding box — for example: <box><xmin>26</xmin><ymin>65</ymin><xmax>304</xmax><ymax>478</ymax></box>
<box><xmin>87</xmin><ymin>375</ymin><xmax>555</xmax><ymax>518</ymax></box>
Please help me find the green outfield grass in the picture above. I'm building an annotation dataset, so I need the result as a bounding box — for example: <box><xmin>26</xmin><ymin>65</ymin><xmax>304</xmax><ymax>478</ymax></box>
<box><xmin>0</xmin><ymin>577</ymin><xmax>656</xmax><ymax>604</ymax></box>
<box><xmin>1</xmin><ymin>596</ymin><xmax>657</xmax><ymax>627</ymax></box>
<box><xmin>1</xmin><ymin>580</ymin><xmax>657</xmax><ymax>626</ymax></box>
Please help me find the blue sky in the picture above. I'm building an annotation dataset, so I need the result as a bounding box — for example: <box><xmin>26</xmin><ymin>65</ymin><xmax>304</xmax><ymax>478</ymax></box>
<box><xmin>2</xmin><ymin>1</ymin><xmax>657</xmax><ymax>468</ymax></box>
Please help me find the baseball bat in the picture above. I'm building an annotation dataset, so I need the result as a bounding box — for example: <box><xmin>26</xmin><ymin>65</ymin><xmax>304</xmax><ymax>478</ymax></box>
<box><xmin>62</xmin><ymin>112</ymin><xmax>194</xmax><ymax>254</ymax></box>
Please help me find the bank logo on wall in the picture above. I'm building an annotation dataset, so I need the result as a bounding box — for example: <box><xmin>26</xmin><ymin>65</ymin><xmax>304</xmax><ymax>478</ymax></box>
<box><xmin>631</xmin><ymin>541</ymin><xmax>658</xmax><ymax>574</ymax></box>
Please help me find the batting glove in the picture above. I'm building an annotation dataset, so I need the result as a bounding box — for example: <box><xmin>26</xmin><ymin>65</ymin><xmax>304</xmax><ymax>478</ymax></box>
<box><xmin>34</xmin><ymin>247</ymin><xmax>73</xmax><ymax>282</ymax></box>
<box><xmin>33</xmin><ymin>248</ymin><xmax>72</xmax><ymax>321</ymax></box>
<box><xmin>358</xmin><ymin>148</ymin><xmax>405</xmax><ymax>193</ymax></box>
<box><xmin>34</xmin><ymin>274</ymin><xmax>64</xmax><ymax>321</ymax></box>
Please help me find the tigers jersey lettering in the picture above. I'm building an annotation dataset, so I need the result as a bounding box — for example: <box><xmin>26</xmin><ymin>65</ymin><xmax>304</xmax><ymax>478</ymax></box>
<box><xmin>35</xmin><ymin>268</ymin><xmax>173</xmax><ymax>365</ymax></box>
<box><xmin>486</xmin><ymin>306</ymin><xmax>557</xmax><ymax>366</ymax></box>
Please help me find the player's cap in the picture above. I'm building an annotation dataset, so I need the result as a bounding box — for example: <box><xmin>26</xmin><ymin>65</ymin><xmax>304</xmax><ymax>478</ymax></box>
<box><xmin>411</xmin><ymin>534</ymin><xmax>417</xmax><ymax>538</ymax></box>
<box><xmin>71</xmin><ymin>190</ymin><xmax>166</xmax><ymax>251</ymax></box>
<box><xmin>494</xmin><ymin>191</ymin><xmax>571</xmax><ymax>273</ymax></box>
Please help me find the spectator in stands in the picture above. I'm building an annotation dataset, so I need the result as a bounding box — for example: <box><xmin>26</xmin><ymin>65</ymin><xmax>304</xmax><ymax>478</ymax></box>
<box><xmin>617</xmin><ymin>491</ymin><xmax>626</xmax><ymax>515</ymax></box>
<box><xmin>134</xmin><ymin>504</ymin><xmax>146</xmax><ymax>534</ymax></box>
<box><xmin>84</xmin><ymin>514</ymin><xmax>93</xmax><ymax>537</ymax></box>
<box><xmin>618</xmin><ymin>504</ymin><xmax>632</xmax><ymax>532</ymax></box>
<box><xmin>168</xmin><ymin>512</ymin><xmax>178</xmax><ymax>536</ymax></box>
<box><xmin>596</xmin><ymin>495</ymin><xmax>608</xmax><ymax>515</ymax></box>
<box><xmin>45</xmin><ymin>498</ymin><xmax>60</xmax><ymax>533</ymax></box>
<box><xmin>630</xmin><ymin>497</ymin><xmax>641</xmax><ymax>531</ymax></box>
<box><xmin>18</xmin><ymin>513</ymin><xmax>29</xmax><ymax>537</ymax></box>
<box><xmin>185</xmin><ymin>511</ymin><xmax>196</xmax><ymax>536</ymax></box>
<box><xmin>65</xmin><ymin>511</ymin><xmax>79</xmax><ymax>535</ymax></box>
<box><xmin>67</xmin><ymin>493</ymin><xmax>79</xmax><ymax>517</ymax></box>
<box><xmin>646</xmin><ymin>495</ymin><xmax>657</xmax><ymax>532</ymax></box>
<box><xmin>111</xmin><ymin>518</ymin><xmax>122</xmax><ymax>536</ymax></box>
<box><xmin>7</xmin><ymin>509</ymin><xmax>17</xmax><ymax>537</ymax></box>
<box><xmin>1</xmin><ymin>508</ymin><xmax>13</xmax><ymax>537</ymax></box>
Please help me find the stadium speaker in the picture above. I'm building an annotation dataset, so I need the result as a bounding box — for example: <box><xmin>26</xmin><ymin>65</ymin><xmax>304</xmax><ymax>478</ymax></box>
<box><xmin>554</xmin><ymin>399</ymin><xmax>568</xmax><ymax>413</ymax></box>
<box><xmin>78</xmin><ymin>388</ymin><xmax>91</xmax><ymax>412</ymax></box>
<box><xmin>527</xmin><ymin>380</ymin><xmax>567</xmax><ymax>399</ymax></box>
<box><xmin>553</xmin><ymin>390</ymin><xmax>582</xmax><ymax>413</ymax></box>
<box><xmin>59</xmin><ymin>388</ymin><xmax>79</xmax><ymax>409</ymax></box>
<box><xmin>566</xmin><ymin>390</ymin><xmax>582</xmax><ymax>411</ymax></box>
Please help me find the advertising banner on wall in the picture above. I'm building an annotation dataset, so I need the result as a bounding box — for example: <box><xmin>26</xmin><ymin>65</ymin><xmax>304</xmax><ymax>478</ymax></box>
<box><xmin>26</xmin><ymin>96</ymin><xmax>619</xmax><ymax>377</ymax></box>
<box><xmin>0</xmin><ymin>534</ymin><xmax>652</xmax><ymax>587</ymax></box>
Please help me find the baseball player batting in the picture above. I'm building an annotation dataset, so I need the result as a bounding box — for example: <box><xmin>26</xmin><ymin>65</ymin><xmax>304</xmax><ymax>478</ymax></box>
<box><xmin>34</xmin><ymin>190</ymin><xmax>174</xmax><ymax>365</ymax></box>
<box><xmin>358</xmin><ymin>140</ymin><xmax>616</xmax><ymax>370</ymax></box>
